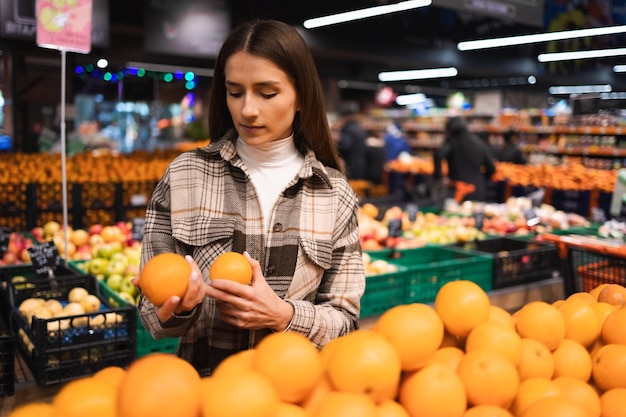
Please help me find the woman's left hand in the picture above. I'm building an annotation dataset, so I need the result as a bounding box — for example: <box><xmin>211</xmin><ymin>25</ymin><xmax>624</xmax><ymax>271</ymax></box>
<box><xmin>205</xmin><ymin>252</ymin><xmax>294</xmax><ymax>332</ymax></box>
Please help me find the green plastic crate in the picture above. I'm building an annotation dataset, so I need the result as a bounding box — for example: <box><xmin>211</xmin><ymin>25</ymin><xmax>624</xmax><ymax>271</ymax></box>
<box><xmin>98</xmin><ymin>280</ymin><xmax>179</xmax><ymax>358</ymax></box>
<box><xmin>368</xmin><ymin>246</ymin><xmax>493</xmax><ymax>305</ymax></box>
<box><xmin>361</xmin><ymin>265</ymin><xmax>410</xmax><ymax>318</ymax></box>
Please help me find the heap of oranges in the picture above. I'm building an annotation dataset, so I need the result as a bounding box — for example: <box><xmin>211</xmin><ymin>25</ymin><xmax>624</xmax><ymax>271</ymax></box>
<box><xmin>10</xmin><ymin>279</ymin><xmax>626</xmax><ymax>417</ymax></box>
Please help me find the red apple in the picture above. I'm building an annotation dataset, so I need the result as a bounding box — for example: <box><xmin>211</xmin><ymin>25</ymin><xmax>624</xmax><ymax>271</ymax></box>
<box><xmin>2</xmin><ymin>251</ymin><xmax>18</xmax><ymax>265</ymax></box>
<box><xmin>88</xmin><ymin>224</ymin><xmax>104</xmax><ymax>236</ymax></box>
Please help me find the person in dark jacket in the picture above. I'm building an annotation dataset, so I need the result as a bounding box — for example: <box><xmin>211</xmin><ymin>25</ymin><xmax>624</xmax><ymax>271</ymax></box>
<box><xmin>433</xmin><ymin>116</ymin><xmax>496</xmax><ymax>201</ymax></box>
<box><xmin>496</xmin><ymin>129</ymin><xmax>527</xmax><ymax>165</ymax></box>
<box><xmin>337</xmin><ymin>110</ymin><xmax>368</xmax><ymax>180</ymax></box>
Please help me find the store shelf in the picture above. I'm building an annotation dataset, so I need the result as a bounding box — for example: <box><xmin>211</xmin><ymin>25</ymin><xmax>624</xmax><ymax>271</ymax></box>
<box><xmin>521</xmin><ymin>144</ymin><xmax>626</xmax><ymax>158</ymax></box>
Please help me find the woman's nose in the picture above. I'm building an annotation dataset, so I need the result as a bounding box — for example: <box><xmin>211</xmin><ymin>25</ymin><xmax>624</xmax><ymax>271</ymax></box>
<box><xmin>241</xmin><ymin>95</ymin><xmax>259</xmax><ymax>118</ymax></box>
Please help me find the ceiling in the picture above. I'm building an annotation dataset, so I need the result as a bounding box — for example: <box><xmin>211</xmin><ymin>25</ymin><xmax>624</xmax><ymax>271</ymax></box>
<box><xmin>104</xmin><ymin>1</ymin><xmax>626</xmax><ymax>101</ymax></box>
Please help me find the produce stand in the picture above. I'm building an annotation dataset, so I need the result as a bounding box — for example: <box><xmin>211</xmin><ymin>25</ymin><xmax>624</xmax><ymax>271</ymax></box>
<box><xmin>0</xmin><ymin>313</ymin><xmax>15</xmax><ymax>397</ymax></box>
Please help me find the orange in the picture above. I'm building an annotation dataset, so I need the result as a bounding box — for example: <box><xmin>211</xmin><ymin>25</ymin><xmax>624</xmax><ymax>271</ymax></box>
<box><xmin>566</xmin><ymin>291</ymin><xmax>597</xmax><ymax>305</ymax></box>
<box><xmin>440</xmin><ymin>330</ymin><xmax>461</xmax><ymax>348</ymax></box>
<box><xmin>591</xmin><ymin>343</ymin><xmax>626</xmax><ymax>391</ymax></box>
<box><xmin>53</xmin><ymin>377</ymin><xmax>117</xmax><ymax>417</ymax></box>
<box><xmin>590</xmin><ymin>283</ymin><xmax>610</xmax><ymax>301</ymax></box>
<box><xmin>520</xmin><ymin>396</ymin><xmax>588</xmax><ymax>417</ymax></box>
<box><xmin>517</xmin><ymin>337</ymin><xmax>555</xmax><ymax>381</ymax></box>
<box><xmin>552</xmin><ymin>376</ymin><xmax>601</xmax><ymax>417</ymax></box>
<box><xmin>300</xmin><ymin>376</ymin><xmax>333</xmax><ymax>415</ymax></box>
<box><xmin>117</xmin><ymin>353</ymin><xmax>201</xmax><ymax>417</ymax></box>
<box><xmin>514</xmin><ymin>301</ymin><xmax>566</xmax><ymax>351</ymax></box>
<box><xmin>310</xmin><ymin>391</ymin><xmax>377</xmax><ymax>417</ymax></box>
<box><xmin>376</xmin><ymin>399</ymin><xmax>410</xmax><ymax>417</ymax></box>
<box><xmin>373</xmin><ymin>303</ymin><xmax>444</xmax><ymax>371</ymax></box>
<box><xmin>139</xmin><ymin>252</ymin><xmax>191</xmax><ymax>306</ymax></box>
<box><xmin>552</xmin><ymin>339</ymin><xmax>592</xmax><ymax>382</ymax></box>
<box><xmin>511</xmin><ymin>377</ymin><xmax>561</xmax><ymax>416</ymax></box>
<box><xmin>457</xmin><ymin>348</ymin><xmax>519</xmax><ymax>408</ymax></box>
<box><xmin>486</xmin><ymin>305</ymin><xmax>515</xmax><ymax>329</ymax></box>
<box><xmin>462</xmin><ymin>405</ymin><xmax>513</xmax><ymax>417</ymax></box>
<box><xmin>591</xmin><ymin>302</ymin><xmax>617</xmax><ymax>329</ymax></box>
<box><xmin>425</xmin><ymin>346</ymin><xmax>465</xmax><ymax>372</ymax></box>
<box><xmin>320</xmin><ymin>336</ymin><xmax>341</xmax><ymax>370</ymax></box>
<box><xmin>361</xmin><ymin>203</ymin><xmax>379</xmax><ymax>219</ymax></box>
<box><xmin>434</xmin><ymin>280</ymin><xmax>491</xmax><ymax>338</ymax></box>
<box><xmin>326</xmin><ymin>330</ymin><xmax>401</xmax><ymax>402</ymax></box>
<box><xmin>597</xmin><ymin>284</ymin><xmax>626</xmax><ymax>307</ymax></box>
<box><xmin>92</xmin><ymin>366</ymin><xmax>126</xmax><ymax>389</ymax></box>
<box><xmin>599</xmin><ymin>388</ymin><xmax>626</xmax><ymax>417</ymax></box>
<box><xmin>253</xmin><ymin>331</ymin><xmax>323</xmax><ymax>403</ymax></box>
<box><xmin>7</xmin><ymin>403</ymin><xmax>56</xmax><ymax>417</ymax></box>
<box><xmin>557</xmin><ymin>297</ymin><xmax>602</xmax><ymax>348</ymax></box>
<box><xmin>399</xmin><ymin>363</ymin><xmax>466</xmax><ymax>417</ymax></box>
<box><xmin>600</xmin><ymin>306</ymin><xmax>626</xmax><ymax>345</ymax></box>
<box><xmin>275</xmin><ymin>402</ymin><xmax>308</xmax><ymax>417</ymax></box>
<box><xmin>200</xmin><ymin>372</ymin><xmax>280</xmax><ymax>417</ymax></box>
<box><xmin>209</xmin><ymin>251</ymin><xmax>253</xmax><ymax>285</ymax></box>
<box><xmin>212</xmin><ymin>348</ymin><xmax>256</xmax><ymax>378</ymax></box>
<box><xmin>464</xmin><ymin>321</ymin><xmax>522</xmax><ymax>365</ymax></box>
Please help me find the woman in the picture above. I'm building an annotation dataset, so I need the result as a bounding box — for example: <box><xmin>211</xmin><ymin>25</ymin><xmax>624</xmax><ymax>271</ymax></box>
<box><xmin>137</xmin><ymin>20</ymin><xmax>365</xmax><ymax>376</ymax></box>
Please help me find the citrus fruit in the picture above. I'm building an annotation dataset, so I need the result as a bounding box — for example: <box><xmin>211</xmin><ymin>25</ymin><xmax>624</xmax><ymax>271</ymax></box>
<box><xmin>373</xmin><ymin>303</ymin><xmax>444</xmax><ymax>371</ymax></box>
<box><xmin>252</xmin><ymin>331</ymin><xmax>323</xmax><ymax>403</ymax></box>
<box><xmin>200</xmin><ymin>372</ymin><xmax>280</xmax><ymax>417</ymax></box>
<box><xmin>591</xmin><ymin>343</ymin><xmax>626</xmax><ymax>391</ymax></box>
<box><xmin>557</xmin><ymin>297</ymin><xmax>601</xmax><ymax>348</ymax></box>
<box><xmin>399</xmin><ymin>363</ymin><xmax>467</xmax><ymax>417</ymax></box>
<box><xmin>520</xmin><ymin>395</ymin><xmax>588</xmax><ymax>417</ymax></box>
<box><xmin>8</xmin><ymin>403</ymin><xmax>56</xmax><ymax>417</ymax></box>
<box><xmin>377</xmin><ymin>399</ymin><xmax>410</xmax><ymax>417</ymax></box>
<box><xmin>551</xmin><ymin>339</ymin><xmax>592</xmax><ymax>382</ymax></box>
<box><xmin>599</xmin><ymin>388</ymin><xmax>626</xmax><ymax>417</ymax></box>
<box><xmin>425</xmin><ymin>346</ymin><xmax>465</xmax><ymax>372</ymax></box>
<box><xmin>463</xmin><ymin>405</ymin><xmax>513</xmax><ymax>417</ymax></box>
<box><xmin>486</xmin><ymin>305</ymin><xmax>515</xmax><ymax>329</ymax></box>
<box><xmin>326</xmin><ymin>330</ymin><xmax>402</xmax><ymax>403</ymax></box>
<box><xmin>511</xmin><ymin>377</ymin><xmax>561</xmax><ymax>416</ymax></box>
<box><xmin>53</xmin><ymin>377</ymin><xmax>117</xmax><ymax>417</ymax></box>
<box><xmin>517</xmin><ymin>338</ymin><xmax>555</xmax><ymax>381</ymax></box>
<box><xmin>514</xmin><ymin>301</ymin><xmax>565</xmax><ymax>351</ymax></box>
<box><xmin>139</xmin><ymin>252</ymin><xmax>191</xmax><ymax>306</ymax></box>
<box><xmin>434</xmin><ymin>280</ymin><xmax>491</xmax><ymax>338</ymax></box>
<box><xmin>310</xmin><ymin>391</ymin><xmax>377</xmax><ymax>417</ymax></box>
<box><xmin>600</xmin><ymin>306</ymin><xmax>626</xmax><ymax>345</ymax></box>
<box><xmin>597</xmin><ymin>284</ymin><xmax>626</xmax><ymax>307</ymax></box>
<box><xmin>275</xmin><ymin>401</ymin><xmax>308</xmax><ymax>417</ymax></box>
<box><xmin>457</xmin><ymin>348</ymin><xmax>519</xmax><ymax>408</ymax></box>
<box><xmin>209</xmin><ymin>251</ymin><xmax>253</xmax><ymax>285</ymax></box>
<box><xmin>212</xmin><ymin>348</ymin><xmax>256</xmax><ymax>378</ymax></box>
<box><xmin>117</xmin><ymin>353</ymin><xmax>201</xmax><ymax>417</ymax></box>
<box><xmin>92</xmin><ymin>366</ymin><xmax>126</xmax><ymax>389</ymax></box>
<box><xmin>465</xmin><ymin>320</ymin><xmax>522</xmax><ymax>365</ymax></box>
<box><xmin>552</xmin><ymin>376</ymin><xmax>601</xmax><ymax>417</ymax></box>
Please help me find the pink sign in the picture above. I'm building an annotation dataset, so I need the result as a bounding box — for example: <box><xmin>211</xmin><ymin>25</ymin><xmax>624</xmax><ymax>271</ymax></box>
<box><xmin>36</xmin><ymin>0</ymin><xmax>93</xmax><ymax>54</ymax></box>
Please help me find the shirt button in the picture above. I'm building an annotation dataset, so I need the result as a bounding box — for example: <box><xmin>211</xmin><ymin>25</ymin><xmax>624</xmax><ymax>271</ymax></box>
<box><xmin>273</xmin><ymin>223</ymin><xmax>283</xmax><ymax>232</ymax></box>
<box><xmin>267</xmin><ymin>265</ymin><xmax>276</xmax><ymax>275</ymax></box>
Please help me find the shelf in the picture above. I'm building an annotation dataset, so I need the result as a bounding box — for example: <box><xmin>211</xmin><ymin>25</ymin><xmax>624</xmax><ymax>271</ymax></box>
<box><xmin>521</xmin><ymin>145</ymin><xmax>626</xmax><ymax>158</ymax></box>
<box><xmin>401</xmin><ymin>123</ymin><xmax>626</xmax><ymax>136</ymax></box>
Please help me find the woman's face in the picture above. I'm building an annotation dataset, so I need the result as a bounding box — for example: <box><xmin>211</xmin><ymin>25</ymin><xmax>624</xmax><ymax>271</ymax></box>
<box><xmin>225</xmin><ymin>51</ymin><xmax>299</xmax><ymax>146</ymax></box>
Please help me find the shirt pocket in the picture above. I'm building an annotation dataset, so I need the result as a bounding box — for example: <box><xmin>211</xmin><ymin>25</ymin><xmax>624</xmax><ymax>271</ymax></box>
<box><xmin>172</xmin><ymin>216</ymin><xmax>236</xmax><ymax>259</ymax></box>
<box><xmin>298</xmin><ymin>237</ymin><xmax>333</xmax><ymax>270</ymax></box>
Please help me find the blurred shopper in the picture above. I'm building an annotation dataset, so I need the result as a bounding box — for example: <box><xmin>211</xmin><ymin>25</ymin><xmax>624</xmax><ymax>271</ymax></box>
<box><xmin>384</xmin><ymin>122</ymin><xmax>412</xmax><ymax>161</ymax></box>
<box><xmin>137</xmin><ymin>19</ymin><xmax>365</xmax><ymax>377</ymax></box>
<box><xmin>495</xmin><ymin>129</ymin><xmax>527</xmax><ymax>165</ymax></box>
<box><xmin>433</xmin><ymin>116</ymin><xmax>496</xmax><ymax>201</ymax></box>
<box><xmin>337</xmin><ymin>108</ymin><xmax>368</xmax><ymax>180</ymax></box>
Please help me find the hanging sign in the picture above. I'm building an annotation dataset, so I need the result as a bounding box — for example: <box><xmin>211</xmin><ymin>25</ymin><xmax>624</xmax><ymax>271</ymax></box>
<box><xmin>36</xmin><ymin>0</ymin><xmax>93</xmax><ymax>54</ymax></box>
<box><xmin>28</xmin><ymin>241</ymin><xmax>62</xmax><ymax>276</ymax></box>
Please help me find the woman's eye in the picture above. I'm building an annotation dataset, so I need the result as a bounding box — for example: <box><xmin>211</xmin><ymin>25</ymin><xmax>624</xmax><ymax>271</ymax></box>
<box><xmin>260</xmin><ymin>92</ymin><xmax>278</xmax><ymax>99</ymax></box>
<box><xmin>227</xmin><ymin>91</ymin><xmax>243</xmax><ymax>98</ymax></box>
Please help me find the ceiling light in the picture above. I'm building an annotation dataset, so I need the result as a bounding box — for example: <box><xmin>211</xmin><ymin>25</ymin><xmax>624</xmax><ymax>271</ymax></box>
<box><xmin>378</xmin><ymin>67</ymin><xmax>458</xmax><ymax>82</ymax></box>
<box><xmin>96</xmin><ymin>58</ymin><xmax>108</xmax><ymax>69</ymax></box>
<box><xmin>458</xmin><ymin>25</ymin><xmax>626</xmax><ymax>51</ymax></box>
<box><xmin>548</xmin><ymin>85</ymin><xmax>612</xmax><ymax>95</ymax></box>
<box><xmin>396</xmin><ymin>93</ymin><xmax>426</xmax><ymax>106</ymax></box>
<box><xmin>538</xmin><ymin>48</ymin><xmax>626</xmax><ymax>62</ymax></box>
<box><xmin>303</xmin><ymin>0</ymin><xmax>431</xmax><ymax>29</ymax></box>
<box><xmin>614</xmin><ymin>65</ymin><xmax>626</xmax><ymax>72</ymax></box>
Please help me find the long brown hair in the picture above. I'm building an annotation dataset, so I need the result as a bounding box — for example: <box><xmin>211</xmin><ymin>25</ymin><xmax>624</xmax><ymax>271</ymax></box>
<box><xmin>208</xmin><ymin>19</ymin><xmax>343</xmax><ymax>172</ymax></box>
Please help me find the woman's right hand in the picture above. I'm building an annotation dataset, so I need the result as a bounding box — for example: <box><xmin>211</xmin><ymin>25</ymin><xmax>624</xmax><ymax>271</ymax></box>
<box><xmin>153</xmin><ymin>255</ymin><xmax>206</xmax><ymax>322</ymax></box>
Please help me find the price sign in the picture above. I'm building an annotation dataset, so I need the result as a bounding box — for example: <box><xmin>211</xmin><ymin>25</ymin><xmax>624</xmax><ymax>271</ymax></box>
<box><xmin>0</xmin><ymin>227</ymin><xmax>14</xmax><ymax>255</ymax></box>
<box><xmin>387</xmin><ymin>218</ymin><xmax>403</xmax><ymax>238</ymax></box>
<box><xmin>131</xmin><ymin>218</ymin><xmax>146</xmax><ymax>241</ymax></box>
<box><xmin>28</xmin><ymin>241</ymin><xmax>62</xmax><ymax>276</ymax></box>
<box><xmin>523</xmin><ymin>208</ymin><xmax>540</xmax><ymax>227</ymax></box>
<box><xmin>406</xmin><ymin>203</ymin><xmax>419</xmax><ymax>222</ymax></box>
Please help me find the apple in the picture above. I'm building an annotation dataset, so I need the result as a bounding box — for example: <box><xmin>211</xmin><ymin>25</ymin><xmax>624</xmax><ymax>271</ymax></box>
<box><xmin>20</xmin><ymin>248</ymin><xmax>31</xmax><ymax>263</ymax></box>
<box><xmin>87</xmin><ymin>258</ymin><xmax>109</xmax><ymax>275</ymax></box>
<box><xmin>97</xmin><ymin>242</ymin><xmax>122</xmax><ymax>259</ymax></box>
<box><xmin>105</xmin><ymin>259</ymin><xmax>128</xmax><ymax>277</ymax></box>
<box><xmin>123</xmin><ymin>263</ymin><xmax>140</xmax><ymax>277</ymax></box>
<box><xmin>70</xmin><ymin>229</ymin><xmax>90</xmax><ymax>247</ymax></box>
<box><xmin>88</xmin><ymin>224</ymin><xmax>104</xmax><ymax>236</ymax></box>
<box><xmin>117</xmin><ymin>291</ymin><xmax>136</xmax><ymax>305</ymax></box>
<box><xmin>73</xmin><ymin>244</ymin><xmax>92</xmax><ymax>260</ymax></box>
<box><xmin>106</xmin><ymin>273</ymin><xmax>124</xmax><ymax>292</ymax></box>
<box><xmin>89</xmin><ymin>234</ymin><xmax>104</xmax><ymax>247</ymax></box>
<box><xmin>2</xmin><ymin>251</ymin><xmax>18</xmax><ymax>265</ymax></box>
<box><xmin>119</xmin><ymin>276</ymin><xmax>139</xmax><ymax>299</ymax></box>
<box><xmin>30</xmin><ymin>227</ymin><xmax>44</xmax><ymax>242</ymax></box>
<box><xmin>43</xmin><ymin>221</ymin><xmax>61</xmax><ymax>238</ymax></box>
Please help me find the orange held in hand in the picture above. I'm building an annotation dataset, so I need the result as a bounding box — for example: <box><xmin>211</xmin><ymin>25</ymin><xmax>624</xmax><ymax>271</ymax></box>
<box><xmin>139</xmin><ymin>252</ymin><xmax>192</xmax><ymax>306</ymax></box>
<box><xmin>209</xmin><ymin>251</ymin><xmax>253</xmax><ymax>285</ymax></box>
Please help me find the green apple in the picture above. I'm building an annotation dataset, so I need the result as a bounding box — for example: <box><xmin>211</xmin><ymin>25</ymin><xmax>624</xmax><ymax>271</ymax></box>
<box><xmin>88</xmin><ymin>258</ymin><xmax>109</xmax><ymax>275</ymax></box>
<box><xmin>119</xmin><ymin>276</ymin><xmax>138</xmax><ymax>299</ymax></box>
<box><xmin>117</xmin><ymin>291</ymin><xmax>136</xmax><ymax>305</ymax></box>
<box><xmin>106</xmin><ymin>273</ymin><xmax>124</xmax><ymax>292</ymax></box>
<box><xmin>104</xmin><ymin>259</ymin><xmax>127</xmax><ymax>277</ymax></box>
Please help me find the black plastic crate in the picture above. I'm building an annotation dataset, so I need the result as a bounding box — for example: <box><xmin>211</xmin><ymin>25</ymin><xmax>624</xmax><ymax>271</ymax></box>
<box><xmin>454</xmin><ymin>237</ymin><xmax>561</xmax><ymax>289</ymax></box>
<box><xmin>550</xmin><ymin>189</ymin><xmax>591</xmax><ymax>218</ymax></box>
<box><xmin>565</xmin><ymin>246</ymin><xmax>626</xmax><ymax>295</ymax></box>
<box><xmin>8</xmin><ymin>274</ymin><xmax>136</xmax><ymax>386</ymax></box>
<box><xmin>0</xmin><ymin>314</ymin><xmax>15</xmax><ymax>397</ymax></box>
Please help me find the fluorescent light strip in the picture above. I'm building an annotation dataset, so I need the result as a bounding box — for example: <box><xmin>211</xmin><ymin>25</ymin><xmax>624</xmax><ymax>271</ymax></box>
<box><xmin>614</xmin><ymin>65</ymin><xmax>626</xmax><ymax>72</ymax></box>
<box><xmin>458</xmin><ymin>25</ymin><xmax>626</xmax><ymax>51</ymax></box>
<box><xmin>538</xmin><ymin>48</ymin><xmax>626</xmax><ymax>62</ymax></box>
<box><xmin>378</xmin><ymin>67</ymin><xmax>458</xmax><ymax>82</ymax></box>
<box><xmin>548</xmin><ymin>85</ymin><xmax>612</xmax><ymax>95</ymax></box>
<box><xmin>396</xmin><ymin>93</ymin><xmax>426</xmax><ymax>106</ymax></box>
<box><xmin>303</xmin><ymin>0</ymin><xmax>431</xmax><ymax>29</ymax></box>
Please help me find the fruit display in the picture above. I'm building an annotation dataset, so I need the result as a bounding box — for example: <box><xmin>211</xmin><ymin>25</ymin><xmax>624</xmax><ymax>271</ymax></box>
<box><xmin>0</xmin><ymin>232</ymin><xmax>36</xmax><ymax>266</ymax></box>
<box><xmin>9</xmin><ymin>279</ymin><xmax>626</xmax><ymax>417</ymax></box>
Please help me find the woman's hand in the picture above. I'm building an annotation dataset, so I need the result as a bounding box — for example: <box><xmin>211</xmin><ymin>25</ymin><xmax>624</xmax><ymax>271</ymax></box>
<box><xmin>205</xmin><ymin>252</ymin><xmax>294</xmax><ymax>332</ymax></box>
<box><xmin>135</xmin><ymin>255</ymin><xmax>207</xmax><ymax>322</ymax></box>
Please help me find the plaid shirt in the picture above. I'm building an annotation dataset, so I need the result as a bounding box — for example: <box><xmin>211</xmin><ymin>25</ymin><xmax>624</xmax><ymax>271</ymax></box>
<box><xmin>138</xmin><ymin>129</ymin><xmax>365</xmax><ymax>376</ymax></box>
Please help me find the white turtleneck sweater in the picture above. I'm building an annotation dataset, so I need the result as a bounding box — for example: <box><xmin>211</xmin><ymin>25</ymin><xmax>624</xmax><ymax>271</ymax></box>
<box><xmin>237</xmin><ymin>136</ymin><xmax>305</xmax><ymax>231</ymax></box>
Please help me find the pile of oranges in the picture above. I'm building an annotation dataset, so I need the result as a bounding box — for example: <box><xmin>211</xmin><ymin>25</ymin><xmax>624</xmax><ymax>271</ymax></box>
<box><xmin>9</xmin><ymin>280</ymin><xmax>626</xmax><ymax>417</ymax></box>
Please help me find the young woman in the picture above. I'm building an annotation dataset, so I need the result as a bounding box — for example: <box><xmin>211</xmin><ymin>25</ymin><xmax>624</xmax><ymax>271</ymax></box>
<box><xmin>137</xmin><ymin>20</ymin><xmax>365</xmax><ymax>376</ymax></box>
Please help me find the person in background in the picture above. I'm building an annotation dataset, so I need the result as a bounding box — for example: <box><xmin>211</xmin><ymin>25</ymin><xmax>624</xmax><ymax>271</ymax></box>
<box><xmin>384</xmin><ymin>122</ymin><xmax>412</xmax><ymax>161</ymax></box>
<box><xmin>337</xmin><ymin>108</ymin><xmax>368</xmax><ymax>180</ymax></box>
<box><xmin>137</xmin><ymin>19</ymin><xmax>365</xmax><ymax>377</ymax></box>
<box><xmin>495</xmin><ymin>129</ymin><xmax>527</xmax><ymax>165</ymax></box>
<box><xmin>433</xmin><ymin>116</ymin><xmax>496</xmax><ymax>201</ymax></box>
